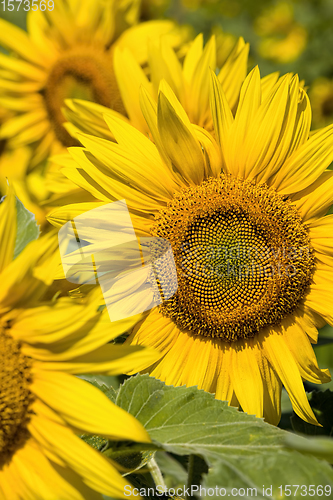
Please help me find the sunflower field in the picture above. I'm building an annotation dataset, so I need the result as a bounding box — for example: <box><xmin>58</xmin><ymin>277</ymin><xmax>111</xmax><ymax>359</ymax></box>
<box><xmin>1</xmin><ymin>0</ymin><xmax>333</xmax><ymax>499</ymax></box>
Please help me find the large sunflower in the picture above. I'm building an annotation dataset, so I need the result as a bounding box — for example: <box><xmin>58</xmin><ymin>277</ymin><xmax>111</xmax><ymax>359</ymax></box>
<box><xmin>48</xmin><ymin>68</ymin><xmax>333</xmax><ymax>426</ymax></box>
<box><xmin>0</xmin><ymin>0</ymin><xmax>187</xmax><ymax>167</ymax></box>
<box><xmin>0</xmin><ymin>189</ymin><xmax>159</xmax><ymax>499</ymax></box>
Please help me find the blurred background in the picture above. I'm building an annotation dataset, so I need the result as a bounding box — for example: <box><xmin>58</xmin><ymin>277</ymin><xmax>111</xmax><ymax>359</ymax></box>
<box><xmin>3</xmin><ymin>0</ymin><xmax>333</xmax><ymax>129</ymax></box>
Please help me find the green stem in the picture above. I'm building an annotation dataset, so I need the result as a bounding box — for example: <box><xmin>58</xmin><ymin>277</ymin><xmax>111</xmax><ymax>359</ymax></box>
<box><xmin>103</xmin><ymin>443</ymin><xmax>158</xmax><ymax>459</ymax></box>
<box><xmin>186</xmin><ymin>454</ymin><xmax>195</xmax><ymax>498</ymax></box>
<box><xmin>147</xmin><ymin>457</ymin><xmax>166</xmax><ymax>491</ymax></box>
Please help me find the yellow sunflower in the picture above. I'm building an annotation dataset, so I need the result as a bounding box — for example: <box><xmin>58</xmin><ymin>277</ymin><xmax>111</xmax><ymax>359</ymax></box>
<box><xmin>47</xmin><ymin>68</ymin><xmax>333</xmax><ymax>426</ymax></box>
<box><xmin>0</xmin><ymin>188</ymin><xmax>159</xmax><ymax>499</ymax></box>
<box><xmin>0</xmin><ymin>0</ymin><xmax>188</xmax><ymax>167</ymax></box>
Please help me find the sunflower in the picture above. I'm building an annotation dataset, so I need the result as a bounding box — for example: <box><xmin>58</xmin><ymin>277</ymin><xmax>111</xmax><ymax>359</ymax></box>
<box><xmin>0</xmin><ymin>188</ymin><xmax>159</xmax><ymax>499</ymax></box>
<box><xmin>47</xmin><ymin>68</ymin><xmax>333</xmax><ymax>426</ymax></box>
<box><xmin>0</xmin><ymin>0</ymin><xmax>188</xmax><ymax>167</ymax></box>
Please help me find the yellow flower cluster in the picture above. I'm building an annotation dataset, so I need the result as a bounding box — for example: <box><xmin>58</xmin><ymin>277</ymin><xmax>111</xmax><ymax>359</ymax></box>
<box><xmin>0</xmin><ymin>0</ymin><xmax>333</xmax><ymax>498</ymax></box>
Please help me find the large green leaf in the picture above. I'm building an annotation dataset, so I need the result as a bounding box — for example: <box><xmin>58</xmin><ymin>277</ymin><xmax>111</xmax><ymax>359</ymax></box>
<box><xmin>115</xmin><ymin>375</ymin><xmax>333</xmax><ymax>499</ymax></box>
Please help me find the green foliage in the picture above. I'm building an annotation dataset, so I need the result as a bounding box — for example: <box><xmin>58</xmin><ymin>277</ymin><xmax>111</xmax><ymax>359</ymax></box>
<box><xmin>285</xmin><ymin>433</ymin><xmax>333</xmax><ymax>464</ymax></box>
<box><xmin>87</xmin><ymin>374</ymin><xmax>333</xmax><ymax>500</ymax></box>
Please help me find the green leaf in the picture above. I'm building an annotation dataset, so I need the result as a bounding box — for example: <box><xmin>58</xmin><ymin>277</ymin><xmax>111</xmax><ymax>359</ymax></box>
<box><xmin>81</xmin><ymin>434</ymin><xmax>108</xmax><ymax>451</ymax></box>
<box><xmin>14</xmin><ymin>197</ymin><xmax>39</xmax><ymax>258</ymax></box>
<box><xmin>154</xmin><ymin>452</ymin><xmax>188</xmax><ymax>489</ymax></box>
<box><xmin>78</xmin><ymin>374</ymin><xmax>119</xmax><ymax>402</ymax></box>
<box><xmin>115</xmin><ymin>375</ymin><xmax>333</xmax><ymax>498</ymax></box>
<box><xmin>284</xmin><ymin>433</ymin><xmax>333</xmax><ymax>464</ymax></box>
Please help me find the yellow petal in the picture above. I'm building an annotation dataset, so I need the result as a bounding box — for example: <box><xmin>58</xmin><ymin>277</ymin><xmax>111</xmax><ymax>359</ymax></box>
<box><xmin>77</xmin><ymin>132</ymin><xmax>173</xmax><ymax>202</ymax></box>
<box><xmin>0</xmin><ymin>52</ymin><xmax>45</xmax><ymax>81</ymax></box>
<box><xmin>292</xmin><ymin>170</ymin><xmax>333</xmax><ymax>222</ymax></box>
<box><xmin>308</xmin><ymin>215</ymin><xmax>333</xmax><ymax>256</ymax></box>
<box><xmin>272</xmin><ymin>124</ymin><xmax>333</xmax><ymax>194</ymax></box>
<box><xmin>258</xmin><ymin>75</ymin><xmax>310</xmax><ymax>183</ymax></box>
<box><xmin>30</xmin><ymin>370</ymin><xmax>150</xmax><ymax>442</ymax></box>
<box><xmin>139</xmin><ymin>85</ymin><xmax>175</xmax><ymax>172</ymax></box>
<box><xmin>127</xmin><ymin>309</ymin><xmax>178</xmax><ymax>360</ymax></box>
<box><xmin>242</xmin><ymin>73</ymin><xmax>292</xmax><ymax>180</ymax></box>
<box><xmin>11</xmin><ymin>440</ymin><xmax>94</xmax><ymax>500</ymax></box>
<box><xmin>254</xmin><ymin>338</ymin><xmax>282</xmax><ymax>426</ymax></box>
<box><xmin>157</xmin><ymin>83</ymin><xmax>205</xmax><ymax>185</ymax></box>
<box><xmin>31</xmin><ymin>344</ymin><xmax>160</xmax><ymax>375</ymax></box>
<box><xmin>115</xmin><ymin>19</ymin><xmax>187</xmax><ymax>65</ymax></box>
<box><xmin>183</xmin><ymin>34</ymin><xmax>203</xmax><ymax>85</ymax></box>
<box><xmin>261</xmin><ymin>72</ymin><xmax>279</xmax><ymax>99</ymax></box>
<box><xmin>263</xmin><ymin>327</ymin><xmax>319</xmax><ymax>425</ymax></box>
<box><xmin>209</xmin><ymin>69</ymin><xmax>234</xmax><ymax>170</ymax></box>
<box><xmin>231</xmin><ymin>338</ymin><xmax>263</xmax><ymax>418</ymax></box>
<box><xmin>282</xmin><ymin>318</ymin><xmax>331</xmax><ymax>384</ymax></box>
<box><xmin>225</xmin><ymin>66</ymin><xmax>261</xmax><ymax>178</ymax></box>
<box><xmin>192</xmin><ymin>124</ymin><xmax>222</xmax><ymax>178</ymax></box>
<box><xmin>114</xmin><ymin>46</ymin><xmax>151</xmax><ymax>132</ymax></box>
<box><xmin>148</xmin><ymin>38</ymin><xmax>184</xmax><ymax>102</ymax></box>
<box><xmin>189</xmin><ymin>36</ymin><xmax>216</xmax><ymax>126</ymax></box>
<box><xmin>306</xmin><ymin>283</ymin><xmax>333</xmax><ymax>325</ymax></box>
<box><xmin>215</xmin><ymin>343</ymin><xmax>234</xmax><ymax>403</ymax></box>
<box><xmin>0</xmin><ymin>18</ymin><xmax>47</xmax><ymax>67</ymax></box>
<box><xmin>47</xmin><ymin>201</ymin><xmax>108</xmax><ymax>228</ymax></box>
<box><xmin>28</xmin><ymin>416</ymin><xmax>140</xmax><ymax>499</ymax></box>
<box><xmin>0</xmin><ymin>110</ymin><xmax>47</xmax><ymax>140</ymax></box>
<box><xmin>218</xmin><ymin>37</ymin><xmax>249</xmax><ymax>112</ymax></box>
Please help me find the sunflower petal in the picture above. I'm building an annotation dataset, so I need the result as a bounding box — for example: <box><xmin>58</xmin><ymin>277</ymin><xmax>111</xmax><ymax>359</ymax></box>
<box><xmin>231</xmin><ymin>338</ymin><xmax>264</xmax><ymax>418</ymax></box>
<box><xmin>28</xmin><ymin>416</ymin><xmax>138</xmax><ymax>499</ymax></box>
<box><xmin>263</xmin><ymin>327</ymin><xmax>320</xmax><ymax>425</ymax></box>
<box><xmin>157</xmin><ymin>83</ymin><xmax>205</xmax><ymax>185</ymax></box>
<box><xmin>272</xmin><ymin>124</ymin><xmax>333</xmax><ymax>194</ymax></box>
<box><xmin>30</xmin><ymin>370</ymin><xmax>150</xmax><ymax>442</ymax></box>
<box><xmin>282</xmin><ymin>318</ymin><xmax>331</xmax><ymax>384</ymax></box>
<box><xmin>292</xmin><ymin>171</ymin><xmax>333</xmax><ymax>222</ymax></box>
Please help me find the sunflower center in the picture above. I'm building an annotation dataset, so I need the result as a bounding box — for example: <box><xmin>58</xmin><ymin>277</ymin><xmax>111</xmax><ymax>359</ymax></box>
<box><xmin>152</xmin><ymin>174</ymin><xmax>315</xmax><ymax>342</ymax></box>
<box><xmin>0</xmin><ymin>327</ymin><xmax>34</xmax><ymax>467</ymax></box>
<box><xmin>44</xmin><ymin>46</ymin><xmax>125</xmax><ymax>146</ymax></box>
